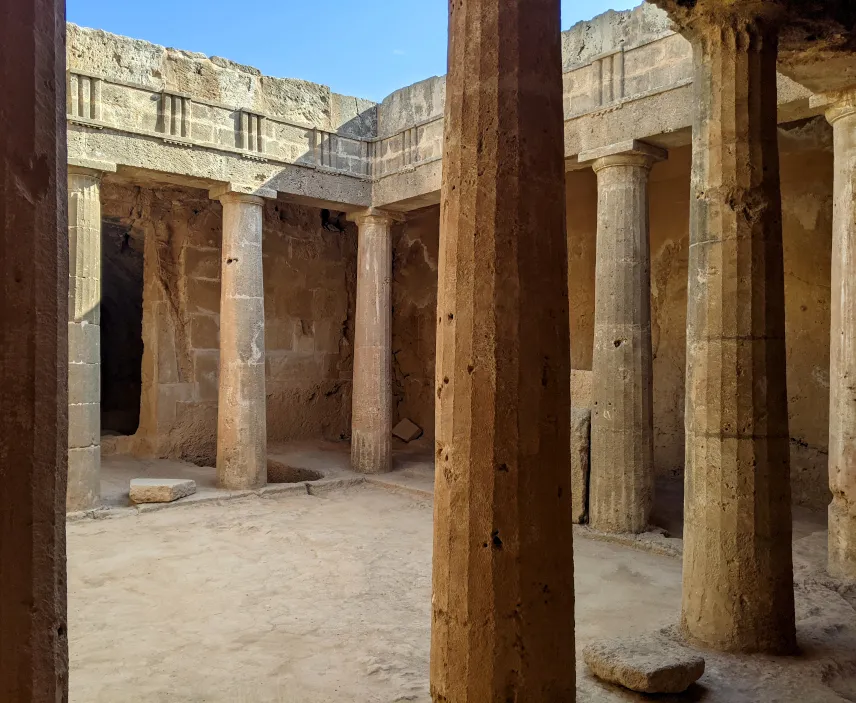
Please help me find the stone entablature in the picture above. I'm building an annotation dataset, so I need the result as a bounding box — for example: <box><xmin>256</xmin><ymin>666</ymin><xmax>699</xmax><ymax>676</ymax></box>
<box><xmin>66</xmin><ymin>67</ymin><xmax>371</xmax><ymax>178</ymax></box>
<box><xmin>67</xmin><ymin>4</ymin><xmax>819</xmax><ymax>212</ymax></box>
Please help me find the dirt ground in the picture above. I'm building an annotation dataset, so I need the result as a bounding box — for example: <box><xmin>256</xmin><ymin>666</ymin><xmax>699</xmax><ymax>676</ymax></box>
<box><xmin>69</xmin><ymin>484</ymin><xmax>856</xmax><ymax>702</ymax></box>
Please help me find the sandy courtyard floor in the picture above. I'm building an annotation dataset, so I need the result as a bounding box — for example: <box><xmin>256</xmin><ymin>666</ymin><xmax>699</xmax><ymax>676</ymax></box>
<box><xmin>69</xmin><ymin>484</ymin><xmax>856</xmax><ymax>702</ymax></box>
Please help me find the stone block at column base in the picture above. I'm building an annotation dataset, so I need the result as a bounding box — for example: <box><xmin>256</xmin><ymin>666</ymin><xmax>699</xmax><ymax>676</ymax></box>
<box><xmin>67</xmin><ymin>445</ymin><xmax>101</xmax><ymax>512</ymax></box>
<box><xmin>829</xmin><ymin>497</ymin><xmax>856</xmax><ymax>579</ymax></box>
<box><xmin>351</xmin><ymin>430</ymin><xmax>391</xmax><ymax>474</ymax></box>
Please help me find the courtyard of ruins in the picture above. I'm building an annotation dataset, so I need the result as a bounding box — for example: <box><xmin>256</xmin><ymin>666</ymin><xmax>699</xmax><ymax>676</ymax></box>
<box><xmin>7</xmin><ymin>0</ymin><xmax>856</xmax><ymax>699</ymax></box>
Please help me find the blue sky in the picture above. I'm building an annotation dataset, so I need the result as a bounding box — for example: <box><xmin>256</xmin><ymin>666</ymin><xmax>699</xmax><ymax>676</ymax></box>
<box><xmin>67</xmin><ymin>0</ymin><xmax>638</xmax><ymax>102</ymax></box>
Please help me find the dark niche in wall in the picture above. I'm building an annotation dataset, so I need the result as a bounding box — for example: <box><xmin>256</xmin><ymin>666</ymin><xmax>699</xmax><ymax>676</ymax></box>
<box><xmin>101</xmin><ymin>220</ymin><xmax>144</xmax><ymax>436</ymax></box>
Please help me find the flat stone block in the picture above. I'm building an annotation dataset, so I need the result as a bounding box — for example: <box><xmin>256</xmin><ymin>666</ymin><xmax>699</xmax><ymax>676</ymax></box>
<box><xmin>129</xmin><ymin>478</ymin><xmax>197</xmax><ymax>504</ymax></box>
<box><xmin>392</xmin><ymin>418</ymin><xmax>423</xmax><ymax>442</ymax></box>
<box><xmin>584</xmin><ymin>635</ymin><xmax>704</xmax><ymax>694</ymax></box>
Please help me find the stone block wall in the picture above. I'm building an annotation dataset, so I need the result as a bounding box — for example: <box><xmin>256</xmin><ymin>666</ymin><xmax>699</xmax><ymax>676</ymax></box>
<box><xmin>100</xmin><ymin>182</ymin><xmax>355</xmax><ymax>465</ymax></box>
<box><xmin>392</xmin><ymin>208</ymin><xmax>440</xmax><ymax>439</ymax></box>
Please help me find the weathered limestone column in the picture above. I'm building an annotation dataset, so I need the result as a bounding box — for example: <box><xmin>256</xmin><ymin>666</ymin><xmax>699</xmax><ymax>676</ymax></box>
<box><xmin>580</xmin><ymin>140</ymin><xmax>666</xmax><ymax>534</ymax></box>
<box><xmin>0</xmin><ymin>0</ymin><xmax>70</xmax><ymax>696</ymax></box>
<box><xmin>822</xmin><ymin>90</ymin><xmax>856</xmax><ymax>579</ymax></box>
<box><xmin>67</xmin><ymin>166</ymin><xmax>103</xmax><ymax>511</ymax></box>
<box><xmin>430</xmin><ymin>0</ymin><xmax>575</xmax><ymax>699</ymax></box>
<box><xmin>350</xmin><ymin>209</ymin><xmax>395</xmax><ymax>474</ymax></box>
<box><xmin>659</xmin><ymin>2</ymin><xmax>796</xmax><ymax>653</ymax></box>
<box><xmin>214</xmin><ymin>189</ymin><xmax>267</xmax><ymax>490</ymax></box>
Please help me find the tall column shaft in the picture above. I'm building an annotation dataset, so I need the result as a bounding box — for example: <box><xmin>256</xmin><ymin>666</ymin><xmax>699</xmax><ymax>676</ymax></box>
<box><xmin>682</xmin><ymin>15</ymin><xmax>795</xmax><ymax>653</ymax></box>
<box><xmin>825</xmin><ymin>93</ymin><xmax>856</xmax><ymax>579</ymax></box>
<box><xmin>584</xmin><ymin>143</ymin><xmax>664</xmax><ymax>534</ymax></box>
<box><xmin>67</xmin><ymin>167</ymin><xmax>102</xmax><ymax>511</ymax></box>
<box><xmin>0</xmin><ymin>0</ymin><xmax>70</xmax><ymax>696</ymax></box>
<box><xmin>350</xmin><ymin>210</ymin><xmax>393</xmax><ymax>474</ymax></box>
<box><xmin>430</xmin><ymin>0</ymin><xmax>575</xmax><ymax>699</ymax></box>
<box><xmin>216</xmin><ymin>192</ymin><xmax>267</xmax><ymax>490</ymax></box>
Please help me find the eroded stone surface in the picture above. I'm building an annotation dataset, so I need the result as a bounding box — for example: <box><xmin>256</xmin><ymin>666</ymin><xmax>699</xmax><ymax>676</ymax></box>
<box><xmin>571</xmin><ymin>408</ymin><xmax>591</xmax><ymax>524</ymax></box>
<box><xmin>67</xmin><ymin>167</ymin><xmax>104</xmax><ymax>512</ymax></box>
<box><xmin>670</xmin><ymin>4</ymin><xmax>797</xmax><ymax>653</ymax></box>
<box><xmin>350</xmin><ymin>210</ymin><xmax>395</xmax><ymax>474</ymax></box>
<box><xmin>430</xmin><ymin>0</ymin><xmax>575</xmax><ymax>699</ymax></box>
<box><xmin>583</xmin><ymin>142</ymin><xmax>664</xmax><ymax>535</ymax></box>
<box><xmin>822</xmin><ymin>90</ymin><xmax>856</xmax><ymax>580</ymax></box>
<box><xmin>1</xmin><ymin>2</ymin><xmax>70</xmax><ymax>696</ymax></box>
<box><xmin>215</xmin><ymin>192</ymin><xmax>267</xmax><ymax>491</ymax></box>
<box><xmin>584</xmin><ymin>635</ymin><xmax>705</xmax><ymax>693</ymax></box>
<box><xmin>129</xmin><ymin>478</ymin><xmax>197</xmax><ymax>504</ymax></box>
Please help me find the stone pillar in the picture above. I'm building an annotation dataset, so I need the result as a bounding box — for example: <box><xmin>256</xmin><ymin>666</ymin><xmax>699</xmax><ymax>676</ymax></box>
<box><xmin>823</xmin><ymin>91</ymin><xmax>856</xmax><ymax>579</ymax></box>
<box><xmin>0</xmin><ymin>0</ymin><xmax>70</xmax><ymax>697</ymax></box>
<box><xmin>350</xmin><ymin>209</ymin><xmax>395</xmax><ymax>474</ymax></box>
<box><xmin>679</xmin><ymin>8</ymin><xmax>796</xmax><ymax>653</ymax></box>
<box><xmin>214</xmin><ymin>190</ymin><xmax>267</xmax><ymax>490</ymax></box>
<box><xmin>430</xmin><ymin>0</ymin><xmax>575</xmax><ymax>699</ymax></box>
<box><xmin>67</xmin><ymin>166</ymin><xmax>103</xmax><ymax>511</ymax></box>
<box><xmin>580</xmin><ymin>140</ymin><xmax>666</xmax><ymax>534</ymax></box>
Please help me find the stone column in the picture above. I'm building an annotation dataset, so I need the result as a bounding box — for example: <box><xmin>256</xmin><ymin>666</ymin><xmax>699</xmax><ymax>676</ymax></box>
<box><xmin>0</xmin><ymin>0</ymin><xmax>69</xmax><ymax>696</ymax></box>
<box><xmin>214</xmin><ymin>190</ymin><xmax>267</xmax><ymax>490</ymax></box>
<box><xmin>350</xmin><ymin>209</ymin><xmax>395</xmax><ymax>474</ymax></box>
<box><xmin>580</xmin><ymin>140</ymin><xmax>666</xmax><ymax>534</ymax></box>
<box><xmin>822</xmin><ymin>91</ymin><xmax>856</xmax><ymax>579</ymax></box>
<box><xmin>430</xmin><ymin>0</ymin><xmax>575</xmax><ymax>699</ymax></box>
<box><xmin>67</xmin><ymin>166</ymin><xmax>103</xmax><ymax>511</ymax></box>
<box><xmin>678</xmin><ymin>6</ymin><xmax>796</xmax><ymax>653</ymax></box>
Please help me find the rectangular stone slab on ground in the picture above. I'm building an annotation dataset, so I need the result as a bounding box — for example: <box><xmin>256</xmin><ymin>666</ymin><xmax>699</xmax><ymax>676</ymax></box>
<box><xmin>129</xmin><ymin>478</ymin><xmax>197</xmax><ymax>504</ymax></box>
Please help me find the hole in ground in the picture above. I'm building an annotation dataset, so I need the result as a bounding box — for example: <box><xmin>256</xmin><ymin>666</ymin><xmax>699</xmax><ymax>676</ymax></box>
<box><xmin>267</xmin><ymin>460</ymin><xmax>323</xmax><ymax>484</ymax></box>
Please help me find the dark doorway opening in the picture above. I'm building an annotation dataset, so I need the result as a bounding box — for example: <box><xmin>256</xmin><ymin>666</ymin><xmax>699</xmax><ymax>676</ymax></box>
<box><xmin>101</xmin><ymin>221</ymin><xmax>144</xmax><ymax>436</ymax></box>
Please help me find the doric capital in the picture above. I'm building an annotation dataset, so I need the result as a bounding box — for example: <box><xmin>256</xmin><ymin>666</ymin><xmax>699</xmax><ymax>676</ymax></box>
<box><xmin>811</xmin><ymin>90</ymin><xmax>856</xmax><ymax>126</ymax></box>
<box><xmin>650</xmin><ymin>0</ymin><xmax>787</xmax><ymax>36</ymax></box>
<box><xmin>347</xmin><ymin>207</ymin><xmax>405</xmax><ymax>228</ymax></box>
<box><xmin>579</xmin><ymin>140</ymin><xmax>668</xmax><ymax>173</ymax></box>
<box><xmin>209</xmin><ymin>182</ymin><xmax>276</xmax><ymax>205</ymax></box>
<box><xmin>68</xmin><ymin>158</ymin><xmax>116</xmax><ymax>181</ymax></box>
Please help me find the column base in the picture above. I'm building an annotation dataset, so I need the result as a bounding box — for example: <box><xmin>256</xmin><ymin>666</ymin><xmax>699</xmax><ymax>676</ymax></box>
<box><xmin>829</xmin><ymin>497</ymin><xmax>856</xmax><ymax>579</ymax></box>
<box><xmin>351</xmin><ymin>430</ymin><xmax>391</xmax><ymax>474</ymax></box>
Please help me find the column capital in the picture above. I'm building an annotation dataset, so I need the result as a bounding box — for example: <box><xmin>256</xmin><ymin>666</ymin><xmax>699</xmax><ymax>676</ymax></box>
<box><xmin>209</xmin><ymin>182</ymin><xmax>276</xmax><ymax>205</ymax></box>
<box><xmin>68</xmin><ymin>158</ymin><xmax>116</xmax><ymax>180</ymax></box>
<box><xmin>579</xmin><ymin>140</ymin><xmax>668</xmax><ymax>172</ymax></box>
<box><xmin>811</xmin><ymin>90</ymin><xmax>856</xmax><ymax>126</ymax></box>
<box><xmin>649</xmin><ymin>0</ymin><xmax>787</xmax><ymax>36</ymax></box>
<box><xmin>347</xmin><ymin>207</ymin><xmax>405</xmax><ymax>228</ymax></box>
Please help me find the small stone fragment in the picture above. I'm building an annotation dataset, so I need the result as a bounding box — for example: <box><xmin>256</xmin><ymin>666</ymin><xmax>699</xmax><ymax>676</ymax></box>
<box><xmin>129</xmin><ymin>478</ymin><xmax>197</xmax><ymax>504</ymax></box>
<box><xmin>392</xmin><ymin>418</ymin><xmax>423</xmax><ymax>443</ymax></box>
<box><xmin>583</xmin><ymin>635</ymin><xmax>705</xmax><ymax>694</ymax></box>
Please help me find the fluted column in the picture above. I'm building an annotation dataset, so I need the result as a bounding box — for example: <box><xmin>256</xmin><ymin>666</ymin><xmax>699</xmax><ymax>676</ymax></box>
<box><xmin>678</xmin><ymin>8</ymin><xmax>796</xmax><ymax>654</ymax></box>
<box><xmin>430</xmin><ymin>0</ymin><xmax>575</xmax><ymax>699</ymax></box>
<box><xmin>350</xmin><ymin>209</ymin><xmax>395</xmax><ymax>474</ymax></box>
<box><xmin>822</xmin><ymin>91</ymin><xmax>856</xmax><ymax>579</ymax></box>
<box><xmin>67</xmin><ymin>166</ymin><xmax>103</xmax><ymax>511</ymax></box>
<box><xmin>0</xmin><ymin>0</ymin><xmax>69</xmax><ymax>696</ymax></box>
<box><xmin>581</xmin><ymin>140</ymin><xmax>665</xmax><ymax>534</ymax></box>
<box><xmin>215</xmin><ymin>191</ymin><xmax>267</xmax><ymax>490</ymax></box>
